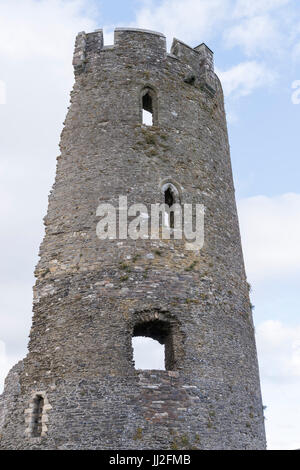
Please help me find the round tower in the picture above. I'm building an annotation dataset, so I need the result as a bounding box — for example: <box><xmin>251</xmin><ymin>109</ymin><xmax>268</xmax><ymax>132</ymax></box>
<box><xmin>0</xmin><ymin>28</ymin><xmax>266</xmax><ymax>450</ymax></box>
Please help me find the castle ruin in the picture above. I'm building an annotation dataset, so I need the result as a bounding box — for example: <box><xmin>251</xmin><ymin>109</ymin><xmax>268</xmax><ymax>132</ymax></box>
<box><xmin>0</xmin><ymin>28</ymin><xmax>266</xmax><ymax>450</ymax></box>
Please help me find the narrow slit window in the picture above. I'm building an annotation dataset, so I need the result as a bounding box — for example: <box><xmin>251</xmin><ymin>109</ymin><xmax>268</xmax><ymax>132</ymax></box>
<box><xmin>31</xmin><ymin>395</ymin><xmax>44</xmax><ymax>437</ymax></box>
<box><xmin>164</xmin><ymin>187</ymin><xmax>175</xmax><ymax>229</ymax></box>
<box><xmin>141</xmin><ymin>87</ymin><xmax>158</xmax><ymax>126</ymax></box>
<box><xmin>142</xmin><ymin>91</ymin><xmax>153</xmax><ymax>126</ymax></box>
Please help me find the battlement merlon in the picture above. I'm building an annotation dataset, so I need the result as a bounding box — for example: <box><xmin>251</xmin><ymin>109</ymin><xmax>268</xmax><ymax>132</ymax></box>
<box><xmin>72</xmin><ymin>28</ymin><xmax>216</xmax><ymax>92</ymax></box>
<box><xmin>170</xmin><ymin>39</ymin><xmax>214</xmax><ymax>72</ymax></box>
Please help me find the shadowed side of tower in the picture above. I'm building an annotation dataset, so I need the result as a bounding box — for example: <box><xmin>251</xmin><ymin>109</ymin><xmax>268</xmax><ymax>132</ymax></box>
<box><xmin>0</xmin><ymin>28</ymin><xmax>266</xmax><ymax>450</ymax></box>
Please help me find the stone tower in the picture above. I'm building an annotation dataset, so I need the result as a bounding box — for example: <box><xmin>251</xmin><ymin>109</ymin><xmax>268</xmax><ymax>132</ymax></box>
<box><xmin>0</xmin><ymin>28</ymin><xmax>266</xmax><ymax>450</ymax></box>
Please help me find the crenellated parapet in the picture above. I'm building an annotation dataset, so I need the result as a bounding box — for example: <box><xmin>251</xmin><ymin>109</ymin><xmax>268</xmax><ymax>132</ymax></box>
<box><xmin>72</xmin><ymin>27</ymin><xmax>218</xmax><ymax>95</ymax></box>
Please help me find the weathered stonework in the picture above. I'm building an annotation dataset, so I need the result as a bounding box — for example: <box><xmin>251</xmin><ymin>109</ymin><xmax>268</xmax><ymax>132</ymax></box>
<box><xmin>0</xmin><ymin>28</ymin><xmax>266</xmax><ymax>450</ymax></box>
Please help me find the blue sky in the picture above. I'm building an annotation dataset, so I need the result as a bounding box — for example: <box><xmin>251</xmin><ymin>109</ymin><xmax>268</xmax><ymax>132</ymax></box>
<box><xmin>0</xmin><ymin>0</ymin><xmax>299</xmax><ymax>449</ymax></box>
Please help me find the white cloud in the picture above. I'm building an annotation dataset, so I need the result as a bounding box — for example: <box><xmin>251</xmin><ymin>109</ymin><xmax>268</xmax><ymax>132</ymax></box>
<box><xmin>256</xmin><ymin>320</ymin><xmax>300</xmax><ymax>449</ymax></box>
<box><xmin>292</xmin><ymin>42</ymin><xmax>300</xmax><ymax>62</ymax></box>
<box><xmin>233</xmin><ymin>0</ymin><xmax>291</xmax><ymax>18</ymax></box>
<box><xmin>224</xmin><ymin>15</ymin><xmax>281</xmax><ymax>55</ymax></box>
<box><xmin>0</xmin><ymin>0</ymin><xmax>97</xmax><ymax>60</ymax></box>
<box><xmin>257</xmin><ymin>320</ymin><xmax>300</xmax><ymax>380</ymax></box>
<box><xmin>0</xmin><ymin>80</ymin><xmax>6</xmax><ymax>105</ymax></box>
<box><xmin>0</xmin><ymin>341</ymin><xmax>20</xmax><ymax>393</ymax></box>
<box><xmin>240</xmin><ymin>190</ymin><xmax>300</xmax><ymax>448</ymax></box>
<box><xmin>238</xmin><ymin>193</ymin><xmax>300</xmax><ymax>281</ymax></box>
<box><xmin>262</xmin><ymin>381</ymin><xmax>300</xmax><ymax>450</ymax></box>
<box><xmin>134</xmin><ymin>0</ymin><xmax>231</xmax><ymax>46</ymax></box>
<box><xmin>217</xmin><ymin>61</ymin><xmax>275</xmax><ymax>98</ymax></box>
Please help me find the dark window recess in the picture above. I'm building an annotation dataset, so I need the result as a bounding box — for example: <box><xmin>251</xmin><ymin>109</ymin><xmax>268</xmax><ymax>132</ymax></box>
<box><xmin>142</xmin><ymin>92</ymin><xmax>153</xmax><ymax>114</ymax></box>
<box><xmin>132</xmin><ymin>320</ymin><xmax>175</xmax><ymax>371</ymax></box>
<box><xmin>31</xmin><ymin>395</ymin><xmax>44</xmax><ymax>437</ymax></box>
<box><xmin>142</xmin><ymin>91</ymin><xmax>153</xmax><ymax>125</ymax></box>
<box><xmin>164</xmin><ymin>187</ymin><xmax>175</xmax><ymax>229</ymax></box>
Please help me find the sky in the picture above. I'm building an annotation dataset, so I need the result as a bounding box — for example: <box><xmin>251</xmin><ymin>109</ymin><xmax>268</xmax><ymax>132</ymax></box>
<box><xmin>0</xmin><ymin>0</ymin><xmax>299</xmax><ymax>450</ymax></box>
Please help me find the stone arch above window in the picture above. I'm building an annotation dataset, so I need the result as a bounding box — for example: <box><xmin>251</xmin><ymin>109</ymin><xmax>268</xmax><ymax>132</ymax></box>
<box><xmin>160</xmin><ymin>179</ymin><xmax>182</xmax><ymax>230</ymax></box>
<box><xmin>141</xmin><ymin>86</ymin><xmax>158</xmax><ymax>126</ymax></box>
<box><xmin>160</xmin><ymin>179</ymin><xmax>182</xmax><ymax>202</ymax></box>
